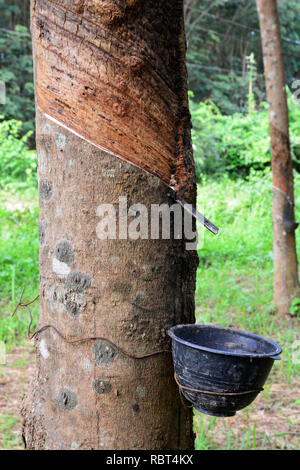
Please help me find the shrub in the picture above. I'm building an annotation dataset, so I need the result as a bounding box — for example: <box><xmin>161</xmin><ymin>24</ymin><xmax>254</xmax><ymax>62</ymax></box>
<box><xmin>0</xmin><ymin>118</ymin><xmax>36</xmax><ymax>187</ymax></box>
<box><xmin>190</xmin><ymin>89</ymin><xmax>300</xmax><ymax>180</ymax></box>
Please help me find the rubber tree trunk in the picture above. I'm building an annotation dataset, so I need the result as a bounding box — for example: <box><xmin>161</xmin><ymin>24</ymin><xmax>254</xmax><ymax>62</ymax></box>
<box><xmin>22</xmin><ymin>0</ymin><xmax>198</xmax><ymax>450</ymax></box>
<box><xmin>256</xmin><ymin>0</ymin><xmax>300</xmax><ymax>315</ymax></box>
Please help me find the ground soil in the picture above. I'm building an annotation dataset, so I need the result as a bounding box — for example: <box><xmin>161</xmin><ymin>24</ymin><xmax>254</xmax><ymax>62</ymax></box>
<box><xmin>0</xmin><ymin>345</ymin><xmax>35</xmax><ymax>450</ymax></box>
<box><xmin>0</xmin><ymin>345</ymin><xmax>299</xmax><ymax>450</ymax></box>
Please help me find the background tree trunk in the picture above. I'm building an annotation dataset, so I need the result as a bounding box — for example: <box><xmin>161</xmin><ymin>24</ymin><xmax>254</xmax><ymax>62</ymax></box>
<box><xmin>22</xmin><ymin>0</ymin><xmax>198</xmax><ymax>450</ymax></box>
<box><xmin>256</xmin><ymin>0</ymin><xmax>300</xmax><ymax>315</ymax></box>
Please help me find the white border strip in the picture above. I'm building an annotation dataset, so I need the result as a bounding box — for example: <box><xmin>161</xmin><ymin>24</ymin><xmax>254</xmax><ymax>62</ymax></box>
<box><xmin>44</xmin><ymin>112</ymin><xmax>165</xmax><ymax>185</ymax></box>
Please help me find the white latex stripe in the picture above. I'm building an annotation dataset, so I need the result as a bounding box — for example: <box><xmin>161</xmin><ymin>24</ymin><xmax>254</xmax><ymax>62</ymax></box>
<box><xmin>44</xmin><ymin>113</ymin><xmax>219</xmax><ymax>233</ymax></box>
<box><xmin>44</xmin><ymin>112</ymin><xmax>162</xmax><ymax>184</ymax></box>
<box><xmin>44</xmin><ymin>113</ymin><xmax>120</xmax><ymax>160</ymax></box>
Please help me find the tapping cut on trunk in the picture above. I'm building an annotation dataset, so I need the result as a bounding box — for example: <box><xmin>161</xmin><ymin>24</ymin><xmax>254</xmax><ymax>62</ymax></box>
<box><xmin>32</xmin><ymin>0</ymin><xmax>195</xmax><ymax>198</ymax></box>
<box><xmin>22</xmin><ymin>0</ymin><xmax>198</xmax><ymax>450</ymax></box>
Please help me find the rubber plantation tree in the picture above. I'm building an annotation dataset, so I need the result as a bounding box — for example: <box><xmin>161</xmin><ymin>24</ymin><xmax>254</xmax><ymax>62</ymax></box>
<box><xmin>22</xmin><ymin>0</ymin><xmax>198</xmax><ymax>450</ymax></box>
<box><xmin>256</xmin><ymin>0</ymin><xmax>300</xmax><ymax>315</ymax></box>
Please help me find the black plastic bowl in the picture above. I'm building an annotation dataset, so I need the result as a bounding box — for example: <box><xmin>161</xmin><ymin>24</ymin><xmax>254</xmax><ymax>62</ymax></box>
<box><xmin>168</xmin><ymin>324</ymin><xmax>282</xmax><ymax>417</ymax></box>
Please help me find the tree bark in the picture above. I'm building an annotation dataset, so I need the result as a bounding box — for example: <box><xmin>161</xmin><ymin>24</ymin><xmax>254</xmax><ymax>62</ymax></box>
<box><xmin>22</xmin><ymin>0</ymin><xmax>198</xmax><ymax>450</ymax></box>
<box><xmin>256</xmin><ymin>0</ymin><xmax>300</xmax><ymax>315</ymax></box>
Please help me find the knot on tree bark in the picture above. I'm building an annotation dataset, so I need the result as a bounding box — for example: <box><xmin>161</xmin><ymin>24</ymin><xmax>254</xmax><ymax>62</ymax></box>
<box><xmin>74</xmin><ymin>0</ymin><xmax>141</xmax><ymax>23</ymax></box>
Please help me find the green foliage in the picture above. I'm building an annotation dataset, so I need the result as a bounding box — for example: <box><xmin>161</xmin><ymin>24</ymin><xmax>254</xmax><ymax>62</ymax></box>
<box><xmin>0</xmin><ymin>188</ymin><xmax>39</xmax><ymax>344</ymax></box>
<box><xmin>0</xmin><ymin>414</ymin><xmax>22</xmax><ymax>450</ymax></box>
<box><xmin>0</xmin><ymin>25</ymin><xmax>34</xmax><ymax>139</ymax></box>
<box><xmin>0</xmin><ymin>1</ymin><xmax>33</xmax><ymax>141</ymax></box>
<box><xmin>190</xmin><ymin>97</ymin><xmax>269</xmax><ymax>178</ymax></box>
<box><xmin>0</xmin><ymin>117</ymin><xmax>38</xmax><ymax>345</ymax></box>
<box><xmin>0</xmin><ymin>119</ymin><xmax>37</xmax><ymax>187</ymax></box>
<box><xmin>185</xmin><ymin>0</ymin><xmax>300</xmax><ymax>114</ymax></box>
<box><xmin>190</xmin><ymin>90</ymin><xmax>300</xmax><ymax>179</ymax></box>
<box><xmin>288</xmin><ymin>91</ymin><xmax>300</xmax><ymax>169</ymax></box>
<box><xmin>206</xmin><ymin>72</ymin><xmax>260</xmax><ymax>116</ymax></box>
<box><xmin>289</xmin><ymin>298</ymin><xmax>300</xmax><ymax>317</ymax></box>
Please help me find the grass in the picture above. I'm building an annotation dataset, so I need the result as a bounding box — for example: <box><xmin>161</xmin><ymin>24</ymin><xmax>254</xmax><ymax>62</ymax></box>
<box><xmin>0</xmin><ymin>414</ymin><xmax>22</xmax><ymax>450</ymax></box>
<box><xmin>0</xmin><ymin>184</ymin><xmax>39</xmax><ymax>347</ymax></box>
<box><xmin>194</xmin><ymin>171</ymin><xmax>300</xmax><ymax>449</ymax></box>
<box><xmin>0</xmin><ymin>345</ymin><xmax>34</xmax><ymax>450</ymax></box>
<box><xmin>0</xmin><ymin>171</ymin><xmax>299</xmax><ymax>449</ymax></box>
<box><xmin>195</xmin><ymin>171</ymin><xmax>300</xmax><ymax>384</ymax></box>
